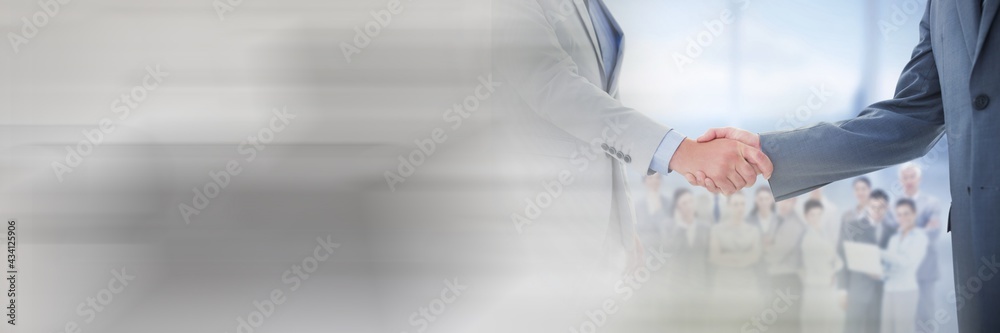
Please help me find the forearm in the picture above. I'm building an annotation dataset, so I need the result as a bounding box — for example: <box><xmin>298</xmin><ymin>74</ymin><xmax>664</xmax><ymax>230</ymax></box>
<box><xmin>760</xmin><ymin>0</ymin><xmax>944</xmax><ymax>201</ymax></box>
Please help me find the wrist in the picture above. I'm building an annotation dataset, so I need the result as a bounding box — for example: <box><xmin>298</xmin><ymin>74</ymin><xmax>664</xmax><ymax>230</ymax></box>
<box><xmin>668</xmin><ymin>138</ymin><xmax>696</xmax><ymax>173</ymax></box>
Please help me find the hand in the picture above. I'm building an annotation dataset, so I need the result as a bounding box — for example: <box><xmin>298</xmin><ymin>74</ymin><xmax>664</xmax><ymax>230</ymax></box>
<box><xmin>683</xmin><ymin>127</ymin><xmax>772</xmax><ymax>193</ymax></box>
<box><xmin>668</xmin><ymin>138</ymin><xmax>772</xmax><ymax>195</ymax></box>
<box><xmin>697</xmin><ymin>126</ymin><xmax>762</xmax><ymax>149</ymax></box>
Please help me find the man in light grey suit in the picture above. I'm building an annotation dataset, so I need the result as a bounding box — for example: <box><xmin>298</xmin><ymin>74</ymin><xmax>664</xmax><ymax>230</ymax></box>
<box><xmin>489</xmin><ymin>1</ymin><xmax>772</xmax><ymax>331</ymax></box>
<box><xmin>694</xmin><ymin>0</ymin><xmax>1000</xmax><ymax>331</ymax></box>
<box><xmin>492</xmin><ymin>0</ymin><xmax>772</xmax><ymax>278</ymax></box>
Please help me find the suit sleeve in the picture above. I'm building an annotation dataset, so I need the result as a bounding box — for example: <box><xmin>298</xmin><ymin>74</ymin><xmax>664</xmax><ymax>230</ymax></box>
<box><xmin>492</xmin><ymin>0</ymin><xmax>672</xmax><ymax>175</ymax></box>
<box><xmin>760</xmin><ymin>0</ymin><xmax>946</xmax><ymax>201</ymax></box>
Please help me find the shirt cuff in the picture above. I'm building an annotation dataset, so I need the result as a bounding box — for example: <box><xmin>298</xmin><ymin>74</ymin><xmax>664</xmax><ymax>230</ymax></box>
<box><xmin>648</xmin><ymin>129</ymin><xmax>686</xmax><ymax>175</ymax></box>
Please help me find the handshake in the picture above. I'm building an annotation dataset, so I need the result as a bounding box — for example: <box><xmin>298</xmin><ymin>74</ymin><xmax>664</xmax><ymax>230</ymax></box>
<box><xmin>668</xmin><ymin>127</ymin><xmax>772</xmax><ymax>195</ymax></box>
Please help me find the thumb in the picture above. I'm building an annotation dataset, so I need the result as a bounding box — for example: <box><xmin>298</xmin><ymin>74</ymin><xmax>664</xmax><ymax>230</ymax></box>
<box><xmin>696</xmin><ymin>127</ymin><xmax>731</xmax><ymax>143</ymax></box>
<box><xmin>742</xmin><ymin>145</ymin><xmax>774</xmax><ymax>180</ymax></box>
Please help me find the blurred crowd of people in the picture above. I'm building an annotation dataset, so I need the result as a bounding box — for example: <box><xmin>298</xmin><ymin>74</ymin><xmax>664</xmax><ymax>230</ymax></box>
<box><xmin>636</xmin><ymin>162</ymin><xmax>943</xmax><ymax>333</ymax></box>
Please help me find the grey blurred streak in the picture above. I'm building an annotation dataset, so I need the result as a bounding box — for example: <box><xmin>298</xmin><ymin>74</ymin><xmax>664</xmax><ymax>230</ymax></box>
<box><xmin>3</xmin><ymin>0</ymin><xmax>508</xmax><ymax>332</ymax></box>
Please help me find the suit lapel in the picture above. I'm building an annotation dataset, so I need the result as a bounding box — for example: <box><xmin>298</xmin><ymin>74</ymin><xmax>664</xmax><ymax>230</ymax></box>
<box><xmin>595</xmin><ymin>0</ymin><xmax>626</xmax><ymax>96</ymax></box>
<box><xmin>975</xmin><ymin>0</ymin><xmax>1000</xmax><ymax>63</ymax></box>
<box><xmin>956</xmin><ymin>0</ymin><xmax>981</xmax><ymax>62</ymax></box>
<box><xmin>573</xmin><ymin>0</ymin><xmax>606</xmax><ymax>85</ymax></box>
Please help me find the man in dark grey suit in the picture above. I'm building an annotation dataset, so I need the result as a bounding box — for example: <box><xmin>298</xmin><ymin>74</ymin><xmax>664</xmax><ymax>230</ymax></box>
<box><xmin>837</xmin><ymin>190</ymin><xmax>897</xmax><ymax>333</ymax></box>
<box><xmin>692</xmin><ymin>1</ymin><xmax>1000</xmax><ymax>331</ymax></box>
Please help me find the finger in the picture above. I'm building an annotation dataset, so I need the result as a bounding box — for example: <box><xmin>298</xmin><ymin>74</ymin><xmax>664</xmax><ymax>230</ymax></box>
<box><xmin>694</xmin><ymin>171</ymin><xmax>708</xmax><ymax>186</ymax></box>
<box><xmin>704</xmin><ymin>178</ymin><xmax>719</xmax><ymax>194</ymax></box>
<box><xmin>696</xmin><ymin>127</ymin><xmax>731</xmax><ymax>143</ymax></box>
<box><xmin>727</xmin><ymin>170</ymin><xmax>747</xmax><ymax>192</ymax></box>
<box><xmin>717</xmin><ymin>176</ymin><xmax>738</xmax><ymax>195</ymax></box>
<box><xmin>742</xmin><ymin>145</ymin><xmax>774</xmax><ymax>179</ymax></box>
<box><xmin>684</xmin><ymin>173</ymin><xmax>698</xmax><ymax>186</ymax></box>
<box><xmin>736</xmin><ymin>161</ymin><xmax>757</xmax><ymax>188</ymax></box>
<box><xmin>731</xmin><ymin>130</ymin><xmax>761</xmax><ymax>149</ymax></box>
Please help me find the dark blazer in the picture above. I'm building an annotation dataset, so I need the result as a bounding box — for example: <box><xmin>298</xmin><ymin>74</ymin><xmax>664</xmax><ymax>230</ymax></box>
<box><xmin>836</xmin><ymin>217</ymin><xmax>896</xmax><ymax>299</ymax></box>
<box><xmin>663</xmin><ymin>220</ymin><xmax>711</xmax><ymax>289</ymax></box>
<box><xmin>760</xmin><ymin>1</ymin><xmax>1000</xmax><ymax>331</ymax></box>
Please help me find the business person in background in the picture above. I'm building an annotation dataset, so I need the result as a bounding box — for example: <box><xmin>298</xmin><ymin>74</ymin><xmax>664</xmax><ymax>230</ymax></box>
<box><xmin>880</xmin><ymin>199</ymin><xmax>929</xmax><ymax>333</ymax></box>
<box><xmin>663</xmin><ymin>188</ymin><xmax>712</xmax><ymax>331</ymax></box>
<box><xmin>492</xmin><ymin>0</ymin><xmax>772</xmax><ymax>281</ymax></box>
<box><xmin>897</xmin><ymin>162</ymin><xmax>942</xmax><ymax>328</ymax></box>
<box><xmin>759</xmin><ymin>186</ymin><xmax>806</xmax><ymax>333</ymax></box>
<box><xmin>747</xmin><ymin>186</ymin><xmax>778</xmax><ymax>295</ymax></box>
<box><xmin>692</xmin><ymin>1</ymin><xmax>1000</xmax><ymax>331</ymax></box>
<box><xmin>844</xmin><ymin>177</ymin><xmax>872</xmax><ymax>227</ymax></box>
<box><xmin>636</xmin><ymin>174</ymin><xmax>671</xmax><ymax>249</ymax></box>
<box><xmin>799</xmin><ymin>199</ymin><xmax>845</xmax><ymax>333</ymax></box>
<box><xmin>837</xmin><ymin>190</ymin><xmax>897</xmax><ymax>333</ymax></box>
<box><xmin>799</xmin><ymin>189</ymin><xmax>842</xmax><ymax>243</ymax></box>
<box><xmin>709</xmin><ymin>191</ymin><xmax>762</xmax><ymax>327</ymax></box>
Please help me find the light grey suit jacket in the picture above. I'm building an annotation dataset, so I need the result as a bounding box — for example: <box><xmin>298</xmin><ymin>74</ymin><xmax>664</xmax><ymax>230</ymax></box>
<box><xmin>760</xmin><ymin>1</ymin><xmax>1000</xmax><ymax>331</ymax></box>
<box><xmin>492</xmin><ymin>0</ymin><xmax>673</xmax><ymax>274</ymax></box>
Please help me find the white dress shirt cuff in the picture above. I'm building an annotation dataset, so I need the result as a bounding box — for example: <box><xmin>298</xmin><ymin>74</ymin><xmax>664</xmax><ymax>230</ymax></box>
<box><xmin>648</xmin><ymin>129</ymin><xmax>686</xmax><ymax>175</ymax></box>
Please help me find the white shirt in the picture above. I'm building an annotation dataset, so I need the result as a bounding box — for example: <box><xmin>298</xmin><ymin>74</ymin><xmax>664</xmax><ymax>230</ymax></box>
<box><xmin>881</xmin><ymin>228</ymin><xmax>929</xmax><ymax>292</ymax></box>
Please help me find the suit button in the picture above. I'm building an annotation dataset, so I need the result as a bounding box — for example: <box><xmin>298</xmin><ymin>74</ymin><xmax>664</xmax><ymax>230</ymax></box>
<box><xmin>974</xmin><ymin>95</ymin><xmax>990</xmax><ymax>110</ymax></box>
<box><xmin>616</xmin><ymin>151</ymin><xmax>624</xmax><ymax>159</ymax></box>
<box><xmin>608</xmin><ymin>147</ymin><xmax>617</xmax><ymax>155</ymax></box>
<box><xmin>601</xmin><ymin>143</ymin><xmax>610</xmax><ymax>151</ymax></box>
<box><xmin>623</xmin><ymin>155</ymin><xmax>632</xmax><ymax>163</ymax></box>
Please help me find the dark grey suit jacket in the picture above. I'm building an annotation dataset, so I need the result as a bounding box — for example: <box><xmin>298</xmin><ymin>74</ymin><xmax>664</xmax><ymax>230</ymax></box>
<box><xmin>760</xmin><ymin>1</ymin><xmax>1000</xmax><ymax>331</ymax></box>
